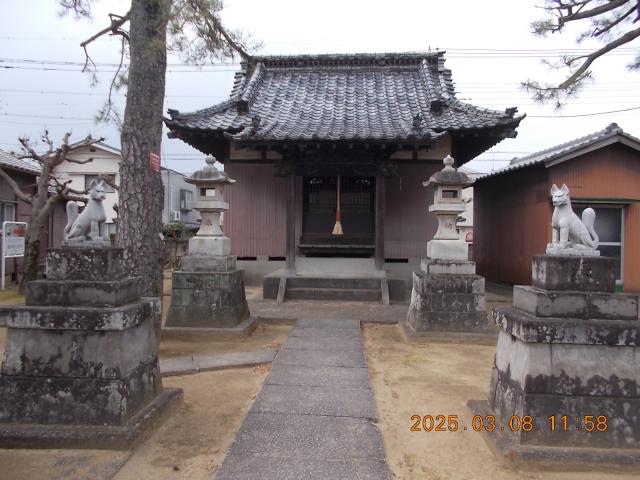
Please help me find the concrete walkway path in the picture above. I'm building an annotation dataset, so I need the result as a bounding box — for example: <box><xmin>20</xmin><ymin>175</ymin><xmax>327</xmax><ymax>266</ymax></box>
<box><xmin>214</xmin><ymin>318</ymin><xmax>391</xmax><ymax>480</ymax></box>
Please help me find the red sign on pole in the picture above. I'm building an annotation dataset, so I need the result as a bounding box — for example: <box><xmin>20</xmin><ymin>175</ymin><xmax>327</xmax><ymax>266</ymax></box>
<box><xmin>149</xmin><ymin>152</ymin><xmax>161</xmax><ymax>172</ymax></box>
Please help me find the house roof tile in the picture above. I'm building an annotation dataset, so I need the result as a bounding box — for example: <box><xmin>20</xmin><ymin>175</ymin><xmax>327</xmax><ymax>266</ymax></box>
<box><xmin>478</xmin><ymin>123</ymin><xmax>640</xmax><ymax>181</ymax></box>
<box><xmin>165</xmin><ymin>51</ymin><xmax>523</xmax><ymax>143</ymax></box>
<box><xmin>0</xmin><ymin>149</ymin><xmax>40</xmax><ymax>175</ymax></box>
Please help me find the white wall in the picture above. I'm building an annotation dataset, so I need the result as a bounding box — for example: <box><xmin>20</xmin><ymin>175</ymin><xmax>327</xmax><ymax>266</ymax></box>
<box><xmin>55</xmin><ymin>144</ymin><xmax>120</xmax><ymax>224</ymax></box>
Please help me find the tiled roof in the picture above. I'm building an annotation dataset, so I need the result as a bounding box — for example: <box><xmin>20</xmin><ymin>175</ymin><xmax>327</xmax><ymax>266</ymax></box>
<box><xmin>166</xmin><ymin>52</ymin><xmax>523</xmax><ymax>143</ymax></box>
<box><xmin>478</xmin><ymin>123</ymin><xmax>640</xmax><ymax>181</ymax></box>
<box><xmin>0</xmin><ymin>149</ymin><xmax>40</xmax><ymax>175</ymax></box>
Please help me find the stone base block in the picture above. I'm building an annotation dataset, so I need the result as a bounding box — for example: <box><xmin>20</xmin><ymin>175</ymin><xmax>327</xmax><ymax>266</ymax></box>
<box><xmin>162</xmin><ymin>315</ymin><xmax>258</xmax><ymax>341</ymax></box>
<box><xmin>514</xmin><ymin>285</ymin><xmax>639</xmax><ymax>320</ymax></box>
<box><xmin>166</xmin><ymin>270</ymin><xmax>249</xmax><ymax>328</ymax></box>
<box><xmin>189</xmin><ymin>235</ymin><xmax>230</xmax><ymax>256</ymax></box>
<box><xmin>406</xmin><ymin>271</ymin><xmax>488</xmax><ymax>334</ymax></box>
<box><xmin>180</xmin><ymin>254</ymin><xmax>237</xmax><ymax>272</ymax></box>
<box><xmin>0</xmin><ymin>387</ymin><xmax>183</xmax><ymax>450</ymax></box>
<box><xmin>0</xmin><ymin>358</ymin><xmax>163</xmax><ymax>426</ymax></box>
<box><xmin>494</xmin><ymin>306</ymin><xmax>640</xmax><ymax>345</ymax></box>
<box><xmin>546</xmin><ymin>244</ymin><xmax>600</xmax><ymax>257</ymax></box>
<box><xmin>468</xmin><ymin>400</ymin><xmax>640</xmax><ymax>469</ymax></box>
<box><xmin>46</xmin><ymin>246</ymin><xmax>124</xmax><ymax>280</ymax></box>
<box><xmin>421</xmin><ymin>258</ymin><xmax>476</xmax><ymax>274</ymax></box>
<box><xmin>532</xmin><ymin>255</ymin><xmax>616</xmax><ymax>293</ymax></box>
<box><xmin>427</xmin><ymin>239</ymin><xmax>469</xmax><ymax>261</ymax></box>
<box><xmin>25</xmin><ymin>278</ymin><xmax>143</xmax><ymax>307</ymax></box>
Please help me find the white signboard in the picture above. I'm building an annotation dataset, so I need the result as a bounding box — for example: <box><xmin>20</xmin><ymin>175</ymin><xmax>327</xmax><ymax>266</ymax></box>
<box><xmin>2</xmin><ymin>221</ymin><xmax>27</xmax><ymax>290</ymax></box>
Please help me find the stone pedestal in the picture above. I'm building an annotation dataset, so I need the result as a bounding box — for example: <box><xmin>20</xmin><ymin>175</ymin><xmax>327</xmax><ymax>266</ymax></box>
<box><xmin>165</xmin><ymin>254</ymin><xmax>251</xmax><ymax>334</ymax></box>
<box><xmin>469</xmin><ymin>255</ymin><xmax>640</xmax><ymax>467</ymax></box>
<box><xmin>405</xmin><ymin>259</ymin><xmax>489</xmax><ymax>335</ymax></box>
<box><xmin>0</xmin><ymin>247</ymin><xmax>182</xmax><ymax>449</ymax></box>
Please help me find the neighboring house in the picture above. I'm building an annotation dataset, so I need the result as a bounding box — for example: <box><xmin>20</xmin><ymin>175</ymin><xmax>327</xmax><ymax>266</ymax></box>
<box><xmin>56</xmin><ymin>141</ymin><xmax>200</xmax><ymax>233</ymax></box>
<box><xmin>0</xmin><ymin>149</ymin><xmax>67</xmax><ymax>284</ymax></box>
<box><xmin>161</xmin><ymin>167</ymin><xmax>199</xmax><ymax>227</ymax></box>
<box><xmin>474</xmin><ymin>123</ymin><xmax>640</xmax><ymax>292</ymax></box>
<box><xmin>165</xmin><ymin>51</ymin><xmax>523</xmax><ymax>289</ymax></box>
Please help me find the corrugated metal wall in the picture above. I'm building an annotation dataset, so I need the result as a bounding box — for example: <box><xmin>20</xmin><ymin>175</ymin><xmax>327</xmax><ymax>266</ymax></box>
<box><xmin>474</xmin><ymin>165</ymin><xmax>551</xmax><ymax>285</ymax></box>
<box><xmin>475</xmin><ymin>143</ymin><xmax>640</xmax><ymax>291</ymax></box>
<box><xmin>385</xmin><ymin>163</ymin><xmax>440</xmax><ymax>259</ymax></box>
<box><xmin>224</xmin><ymin>163</ymin><xmax>287</xmax><ymax>257</ymax></box>
<box><xmin>625</xmin><ymin>204</ymin><xmax>640</xmax><ymax>292</ymax></box>
<box><xmin>548</xmin><ymin>144</ymin><xmax>640</xmax><ymax>199</ymax></box>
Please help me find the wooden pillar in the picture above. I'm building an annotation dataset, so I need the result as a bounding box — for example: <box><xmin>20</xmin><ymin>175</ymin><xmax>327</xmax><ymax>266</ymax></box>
<box><xmin>286</xmin><ymin>173</ymin><xmax>296</xmax><ymax>271</ymax></box>
<box><xmin>375</xmin><ymin>175</ymin><xmax>385</xmax><ymax>271</ymax></box>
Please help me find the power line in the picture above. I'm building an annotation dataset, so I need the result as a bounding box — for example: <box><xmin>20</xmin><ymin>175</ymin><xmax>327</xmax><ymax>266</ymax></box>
<box><xmin>528</xmin><ymin>105</ymin><xmax>640</xmax><ymax>118</ymax></box>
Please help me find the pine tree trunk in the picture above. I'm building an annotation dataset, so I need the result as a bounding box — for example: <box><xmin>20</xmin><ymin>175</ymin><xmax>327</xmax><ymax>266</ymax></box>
<box><xmin>117</xmin><ymin>0</ymin><xmax>168</xmax><ymax>296</ymax></box>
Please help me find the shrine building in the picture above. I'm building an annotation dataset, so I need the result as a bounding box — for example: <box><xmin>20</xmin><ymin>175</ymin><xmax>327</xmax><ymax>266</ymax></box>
<box><xmin>165</xmin><ymin>52</ymin><xmax>523</xmax><ymax>301</ymax></box>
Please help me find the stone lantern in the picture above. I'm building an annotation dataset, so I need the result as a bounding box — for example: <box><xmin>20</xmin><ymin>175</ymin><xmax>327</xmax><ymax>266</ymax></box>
<box><xmin>185</xmin><ymin>156</ymin><xmax>236</xmax><ymax>256</ymax></box>
<box><xmin>404</xmin><ymin>155</ymin><xmax>488</xmax><ymax>336</ymax></box>
<box><xmin>423</xmin><ymin>155</ymin><xmax>474</xmax><ymax>262</ymax></box>
<box><xmin>165</xmin><ymin>156</ymin><xmax>251</xmax><ymax>335</ymax></box>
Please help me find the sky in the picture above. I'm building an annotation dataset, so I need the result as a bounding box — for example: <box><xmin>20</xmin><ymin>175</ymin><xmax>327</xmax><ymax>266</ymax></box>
<box><xmin>0</xmin><ymin>0</ymin><xmax>639</xmax><ymax>175</ymax></box>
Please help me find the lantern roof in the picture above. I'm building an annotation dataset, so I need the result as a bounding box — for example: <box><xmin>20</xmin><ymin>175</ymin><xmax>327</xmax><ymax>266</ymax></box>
<box><xmin>185</xmin><ymin>156</ymin><xmax>236</xmax><ymax>185</ymax></box>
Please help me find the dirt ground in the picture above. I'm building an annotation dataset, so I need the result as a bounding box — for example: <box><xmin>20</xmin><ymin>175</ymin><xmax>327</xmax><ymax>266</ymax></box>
<box><xmin>363</xmin><ymin>324</ymin><xmax>638</xmax><ymax>480</ymax></box>
<box><xmin>0</xmin><ymin>366</ymin><xmax>268</xmax><ymax>480</ymax></box>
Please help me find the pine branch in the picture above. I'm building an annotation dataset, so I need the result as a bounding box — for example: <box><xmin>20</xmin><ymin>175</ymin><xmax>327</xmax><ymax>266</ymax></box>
<box><xmin>561</xmin><ymin>0</ymin><xmax>629</xmax><ymax>24</ymax></box>
<box><xmin>559</xmin><ymin>25</ymin><xmax>640</xmax><ymax>89</ymax></box>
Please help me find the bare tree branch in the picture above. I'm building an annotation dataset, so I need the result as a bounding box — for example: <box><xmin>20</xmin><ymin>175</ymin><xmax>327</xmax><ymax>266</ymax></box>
<box><xmin>0</xmin><ymin>167</ymin><xmax>33</xmax><ymax>204</ymax></box>
<box><xmin>79</xmin><ymin>10</ymin><xmax>131</xmax><ymax>73</ymax></box>
<box><xmin>98</xmin><ymin>173</ymin><xmax>119</xmax><ymax>191</ymax></box>
<box><xmin>64</xmin><ymin>156</ymin><xmax>95</xmax><ymax>165</ymax></box>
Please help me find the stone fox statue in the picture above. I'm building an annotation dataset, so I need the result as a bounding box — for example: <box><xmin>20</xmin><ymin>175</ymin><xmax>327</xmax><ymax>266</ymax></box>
<box><xmin>547</xmin><ymin>184</ymin><xmax>599</xmax><ymax>250</ymax></box>
<box><xmin>65</xmin><ymin>179</ymin><xmax>108</xmax><ymax>241</ymax></box>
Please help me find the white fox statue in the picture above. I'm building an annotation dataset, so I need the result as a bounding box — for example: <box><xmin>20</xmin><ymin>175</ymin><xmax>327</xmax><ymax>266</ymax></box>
<box><xmin>546</xmin><ymin>183</ymin><xmax>599</xmax><ymax>256</ymax></box>
<box><xmin>64</xmin><ymin>179</ymin><xmax>109</xmax><ymax>243</ymax></box>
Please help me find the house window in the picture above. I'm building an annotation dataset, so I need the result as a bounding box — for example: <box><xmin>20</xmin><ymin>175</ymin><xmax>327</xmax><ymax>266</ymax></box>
<box><xmin>0</xmin><ymin>202</ymin><xmax>16</xmax><ymax>224</ymax></box>
<box><xmin>85</xmin><ymin>174</ymin><xmax>116</xmax><ymax>193</ymax></box>
<box><xmin>574</xmin><ymin>205</ymin><xmax>623</xmax><ymax>283</ymax></box>
<box><xmin>180</xmin><ymin>189</ymin><xmax>193</xmax><ymax>211</ymax></box>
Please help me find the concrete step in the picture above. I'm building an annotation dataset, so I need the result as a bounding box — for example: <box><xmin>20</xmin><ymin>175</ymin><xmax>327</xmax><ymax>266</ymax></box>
<box><xmin>287</xmin><ymin>277</ymin><xmax>381</xmax><ymax>290</ymax></box>
<box><xmin>286</xmin><ymin>287</ymin><xmax>382</xmax><ymax>302</ymax></box>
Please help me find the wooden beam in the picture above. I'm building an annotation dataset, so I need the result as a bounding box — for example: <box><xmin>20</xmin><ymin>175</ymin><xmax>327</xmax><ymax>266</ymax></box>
<box><xmin>286</xmin><ymin>173</ymin><xmax>296</xmax><ymax>271</ymax></box>
<box><xmin>375</xmin><ymin>175</ymin><xmax>385</xmax><ymax>271</ymax></box>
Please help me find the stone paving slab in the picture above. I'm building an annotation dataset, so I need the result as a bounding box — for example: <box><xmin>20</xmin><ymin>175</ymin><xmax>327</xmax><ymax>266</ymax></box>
<box><xmin>274</xmin><ymin>348</ymin><xmax>367</xmax><ymax>368</ymax></box>
<box><xmin>225</xmin><ymin>412</ymin><xmax>386</xmax><ymax>461</ymax></box>
<box><xmin>215</xmin><ymin>453</ymin><xmax>391</xmax><ymax>480</ymax></box>
<box><xmin>265</xmin><ymin>364</ymin><xmax>371</xmax><ymax>388</ymax></box>
<box><xmin>284</xmin><ymin>335</ymin><xmax>363</xmax><ymax>350</ymax></box>
<box><xmin>214</xmin><ymin>318</ymin><xmax>389</xmax><ymax>479</ymax></box>
<box><xmin>288</xmin><ymin>326</ymin><xmax>362</xmax><ymax>338</ymax></box>
<box><xmin>251</xmin><ymin>384</ymin><xmax>378</xmax><ymax>420</ymax></box>
<box><xmin>294</xmin><ymin>318</ymin><xmax>361</xmax><ymax>329</ymax></box>
<box><xmin>159</xmin><ymin>349</ymin><xmax>277</xmax><ymax>377</ymax></box>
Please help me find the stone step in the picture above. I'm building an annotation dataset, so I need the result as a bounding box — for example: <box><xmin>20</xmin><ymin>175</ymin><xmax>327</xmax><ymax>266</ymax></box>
<box><xmin>286</xmin><ymin>287</ymin><xmax>381</xmax><ymax>302</ymax></box>
<box><xmin>287</xmin><ymin>276</ymin><xmax>381</xmax><ymax>290</ymax></box>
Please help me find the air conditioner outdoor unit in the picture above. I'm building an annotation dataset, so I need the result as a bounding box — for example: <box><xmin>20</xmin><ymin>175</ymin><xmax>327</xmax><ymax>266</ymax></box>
<box><xmin>171</xmin><ymin>210</ymin><xmax>181</xmax><ymax>222</ymax></box>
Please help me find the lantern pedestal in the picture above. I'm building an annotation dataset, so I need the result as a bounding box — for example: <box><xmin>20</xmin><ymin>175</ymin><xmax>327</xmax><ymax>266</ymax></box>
<box><xmin>404</xmin><ymin>156</ymin><xmax>490</xmax><ymax>337</ymax></box>
<box><xmin>164</xmin><ymin>157</ymin><xmax>253</xmax><ymax>337</ymax></box>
